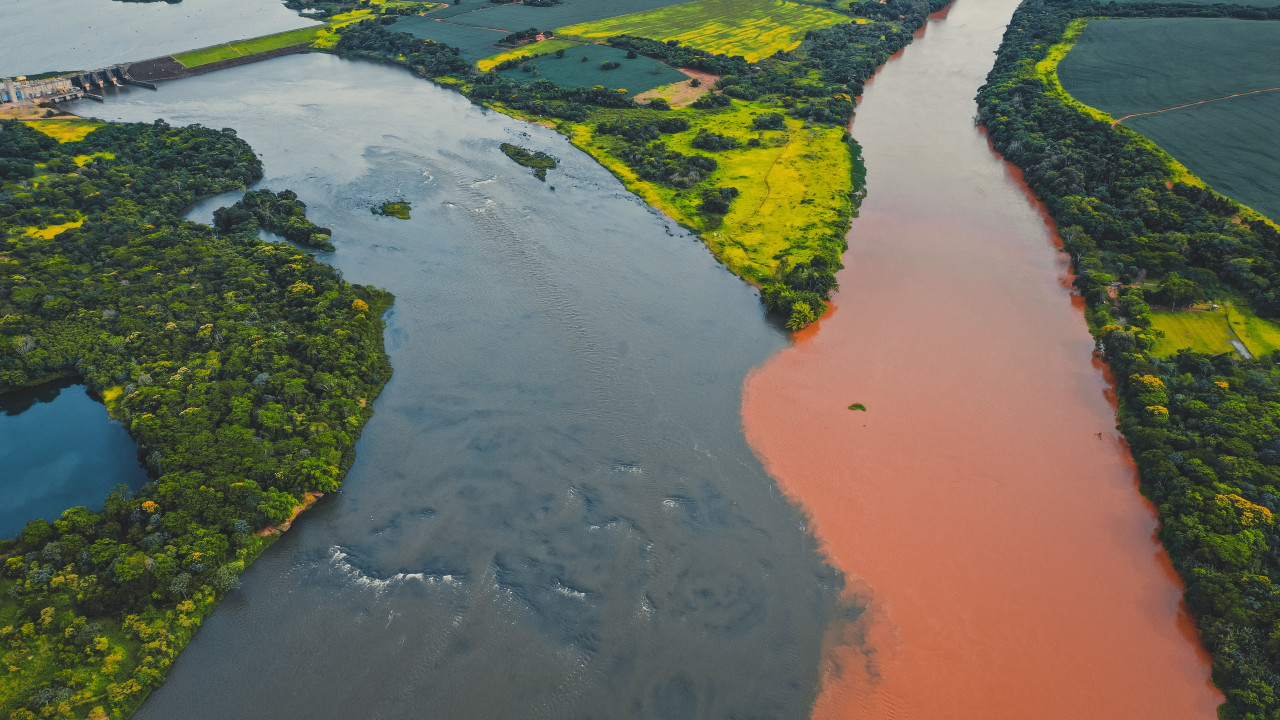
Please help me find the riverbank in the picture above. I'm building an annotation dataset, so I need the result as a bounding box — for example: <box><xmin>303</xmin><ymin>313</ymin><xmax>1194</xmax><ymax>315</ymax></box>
<box><xmin>743</xmin><ymin>0</ymin><xmax>1223</xmax><ymax>717</ymax></box>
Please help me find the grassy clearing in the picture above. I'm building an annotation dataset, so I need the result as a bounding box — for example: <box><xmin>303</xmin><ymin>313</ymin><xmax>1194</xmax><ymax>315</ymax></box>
<box><xmin>174</xmin><ymin>26</ymin><xmax>326</xmax><ymax>67</ymax></box>
<box><xmin>22</xmin><ymin>118</ymin><xmax>102</xmax><ymax>143</ymax></box>
<box><xmin>72</xmin><ymin>151</ymin><xmax>114</xmax><ymax>167</ymax></box>
<box><xmin>498</xmin><ymin>44</ymin><xmax>686</xmax><ymax>95</ymax></box>
<box><xmin>1149</xmin><ymin>301</ymin><xmax>1280</xmax><ymax>357</ymax></box>
<box><xmin>1057</xmin><ymin>18</ymin><xmax>1280</xmax><ymax>219</ymax></box>
<box><xmin>557</xmin><ymin>0</ymin><xmax>851</xmax><ymax>62</ymax></box>
<box><xmin>23</xmin><ymin>219</ymin><xmax>83</xmax><ymax>240</ymax></box>
<box><xmin>476</xmin><ymin>38</ymin><xmax>584</xmax><ymax>71</ymax></box>
<box><xmin>569</xmin><ymin>99</ymin><xmax>852</xmax><ymax>281</ymax></box>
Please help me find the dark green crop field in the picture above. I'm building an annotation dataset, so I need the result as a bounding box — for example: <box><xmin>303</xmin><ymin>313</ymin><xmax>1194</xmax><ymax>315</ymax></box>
<box><xmin>1058</xmin><ymin>18</ymin><xmax>1280</xmax><ymax>116</ymax></box>
<box><xmin>497</xmin><ymin>43</ymin><xmax>686</xmax><ymax>94</ymax></box>
<box><xmin>1058</xmin><ymin>18</ymin><xmax>1280</xmax><ymax>221</ymax></box>
<box><xmin>440</xmin><ymin>0</ymin><xmax>698</xmax><ymax>32</ymax></box>
<box><xmin>1127</xmin><ymin>93</ymin><xmax>1280</xmax><ymax>222</ymax></box>
<box><xmin>389</xmin><ymin>16</ymin><xmax>508</xmax><ymax>60</ymax></box>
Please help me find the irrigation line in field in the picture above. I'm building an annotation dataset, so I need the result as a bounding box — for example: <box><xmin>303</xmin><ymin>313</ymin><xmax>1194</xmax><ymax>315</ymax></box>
<box><xmin>1113</xmin><ymin>85</ymin><xmax>1280</xmax><ymax>127</ymax></box>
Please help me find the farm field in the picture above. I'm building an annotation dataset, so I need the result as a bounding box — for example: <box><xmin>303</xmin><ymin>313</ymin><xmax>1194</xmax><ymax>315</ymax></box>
<box><xmin>438</xmin><ymin>0</ymin><xmax>697</xmax><ymax>32</ymax></box>
<box><xmin>497</xmin><ymin>44</ymin><xmax>686</xmax><ymax>94</ymax></box>
<box><xmin>570</xmin><ymin>100</ymin><xmax>852</xmax><ymax>281</ymax></box>
<box><xmin>389</xmin><ymin>16</ymin><xmax>510</xmax><ymax>61</ymax></box>
<box><xmin>1057</xmin><ymin>18</ymin><xmax>1280</xmax><ymax>222</ymax></box>
<box><xmin>1149</xmin><ymin>302</ymin><xmax>1280</xmax><ymax>358</ymax></box>
<box><xmin>557</xmin><ymin>0</ymin><xmax>853</xmax><ymax>62</ymax></box>
<box><xmin>476</xmin><ymin>38</ymin><xmax>583</xmax><ymax>70</ymax></box>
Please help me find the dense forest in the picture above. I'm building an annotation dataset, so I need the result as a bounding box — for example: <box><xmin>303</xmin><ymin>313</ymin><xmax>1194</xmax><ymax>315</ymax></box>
<box><xmin>0</xmin><ymin>118</ymin><xmax>392</xmax><ymax>718</ymax></box>
<box><xmin>978</xmin><ymin>2</ymin><xmax>1280</xmax><ymax>716</ymax></box>
<box><xmin>331</xmin><ymin>0</ymin><xmax>949</xmax><ymax>327</ymax></box>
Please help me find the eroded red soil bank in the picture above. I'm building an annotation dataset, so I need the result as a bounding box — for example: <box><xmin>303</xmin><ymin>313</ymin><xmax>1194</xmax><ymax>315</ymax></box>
<box><xmin>742</xmin><ymin>1</ymin><xmax>1222</xmax><ymax>717</ymax></box>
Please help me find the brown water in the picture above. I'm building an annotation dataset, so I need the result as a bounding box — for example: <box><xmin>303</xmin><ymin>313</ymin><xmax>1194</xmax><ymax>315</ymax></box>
<box><xmin>742</xmin><ymin>1</ymin><xmax>1224</xmax><ymax>718</ymax></box>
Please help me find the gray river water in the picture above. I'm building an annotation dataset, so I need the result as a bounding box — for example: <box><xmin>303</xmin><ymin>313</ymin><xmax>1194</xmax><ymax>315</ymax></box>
<box><xmin>66</xmin><ymin>55</ymin><xmax>842</xmax><ymax>718</ymax></box>
<box><xmin>0</xmin><ymin>0</ymin><xmax>318</xmax><ymax>77</ymax></box>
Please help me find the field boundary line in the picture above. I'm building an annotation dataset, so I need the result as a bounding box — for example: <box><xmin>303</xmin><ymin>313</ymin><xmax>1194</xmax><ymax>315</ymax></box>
<box><xmin>1113</xmin><ymin>85</ymin><xmax>1280</xmax><ymax>127</ymax></box>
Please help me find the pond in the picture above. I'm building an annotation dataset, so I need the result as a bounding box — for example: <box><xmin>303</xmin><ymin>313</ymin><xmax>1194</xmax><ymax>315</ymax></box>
<box><xmin>0</xmin><ymin>379</ymin><xmax>149</xmax><ymax>538</ymax></box>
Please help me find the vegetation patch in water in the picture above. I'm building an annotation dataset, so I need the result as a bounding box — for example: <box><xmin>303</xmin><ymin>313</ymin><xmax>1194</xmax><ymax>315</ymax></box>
<box><xmin>500</xmin><ymin>142</ymin><xmax>557</xmax><ymax>180</ymax></box>
<box><xmin>0</xmin><ymin>117</ymin><xmax>392</xmax><ymax>719</ymax></box>
<box><xmin>374</xmin><ymin>200</ymin><xmax>413</xmax><ymax>219</ymax></box>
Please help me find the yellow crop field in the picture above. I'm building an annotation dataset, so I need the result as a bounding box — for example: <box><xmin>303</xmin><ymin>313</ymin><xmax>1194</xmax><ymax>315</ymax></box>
<box><xmin>476</xmin><ymin>39</ymin><xmax>584</xmax><ymax>71</ymax></box>
<box><xmin>22</xmin><ymin>118</ymin><xmax>101</xmax><ymax>143</ymax></box>
<box><xmin>557</xmin><ymin>0</ymin><xmax>851</xmax><ymax>62</ymax></box>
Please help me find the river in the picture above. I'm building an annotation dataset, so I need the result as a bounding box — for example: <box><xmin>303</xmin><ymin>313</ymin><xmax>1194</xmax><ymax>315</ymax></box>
<box><xmin>68</xmin><ymin>55</ymin><xmax>841</xmax><ymax>718</ymax></box>
<box><xmin>742</xmin><ymin>1</ymin><xmax>1223</xmax><ymax>718</ymax></box>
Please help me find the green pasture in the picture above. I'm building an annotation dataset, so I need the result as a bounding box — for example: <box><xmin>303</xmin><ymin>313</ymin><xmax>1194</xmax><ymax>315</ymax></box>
<box><xmin>174</xmin><ymin>26</ymin><xmax>325</xmax><ymax>67</ymax></box>
<box><xmin>557</xmin><ymin>0</ymin><xmax>852</xmax><ymax>62</ymax></box>
<box><xmin>439</xmin><ymin>0</ymin><xmax>697</xmax><ymax>32</ymax></box>
<box><xmin>498</xmin><ymin>44</ymin><xmax>686</xmax><ymax>95</ymax></box>
<box><xmin>477</xmin><ymin>38</ymin><xmax>583</xmax><ymax>70</ymax></box>
<box><xmin>570</xmin><ymin>98</ymin><xmax>852</xmax><ymax>281</ymax></box>
<box><xmin>390</xmin><ymin>16</ymin><xmax>509</xmax><ymax>61</ymax></box>
<box><xmin>1149</xmin><ymin>303</ymin><xmax>1280</xmax><ymax>358</ymax></box>
<box><xmin>1057</xmin><ymin>18</ymin><xmax>1280</xmax><ymax>223</ymax></box>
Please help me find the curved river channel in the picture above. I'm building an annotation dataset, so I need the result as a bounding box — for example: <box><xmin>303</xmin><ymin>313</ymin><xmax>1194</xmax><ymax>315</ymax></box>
<box><xmin>71</xmin><ymin>55</ymin><xmax>841</xmax><ymax>718</ymax></box>
<box><xmin>43</xmin><ymin>0</ymin><xmax>1222</xmax><ymax>715</ymax></box>
<box><xmin>743</xmin><ymin>0</ymin><xmax>1223</xmax><ymax>718</ymax></box>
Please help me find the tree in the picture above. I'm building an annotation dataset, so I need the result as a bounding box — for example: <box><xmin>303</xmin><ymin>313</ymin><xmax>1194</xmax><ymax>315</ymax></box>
<box><xmin>1160</xmin><ymin>272</ymin><xmax>1201</xmax><ymax>310</ymax></box>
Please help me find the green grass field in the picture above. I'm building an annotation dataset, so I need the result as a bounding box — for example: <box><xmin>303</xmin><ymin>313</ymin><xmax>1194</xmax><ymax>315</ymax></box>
<box><xmin>1057</xmin><ymin>18</ymin><xmax>1280</xmax><ymax>222</ymax></box>
<box><xmin>557</xmin><ymin>0</ymin><xmax>851</xmax><ymax>62</ymax></box>
<box><xmin>498</xmin><ymin>44</ymin><xmax>687</xmax><ymax>94</ymax></box>
<box><xmin>174</xmin><ymin>26</ymin><xmax>325</xmax><ymax>67</ymax></box>
<box><xmin>570</xmin><ymin>99</ymin><xmax>852</xmax><ymax>281</ymax></box>
<box><xmin>476</xmin><ymin>38</ymin><xmax>584</xmax><ymax>71</ymax></box>
<box><xmin>1149</xmin><ymin>302</ymin><xmax>1280</xmax><ymax>358</ymax></box>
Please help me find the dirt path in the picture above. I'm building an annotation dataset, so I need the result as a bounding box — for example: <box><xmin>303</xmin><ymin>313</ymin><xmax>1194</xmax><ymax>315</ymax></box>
<box><xmin>1113</xmin><ymin>85</ymin><xmax>1280</xmax><ymax>127</ymax></box>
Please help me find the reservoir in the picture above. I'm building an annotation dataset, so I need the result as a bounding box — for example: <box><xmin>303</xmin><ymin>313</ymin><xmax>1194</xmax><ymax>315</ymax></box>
<box><xmin>0</xmin><ymin>380</ymin><xmax>148</xmax><ymax>538</ymax></box>
<box><xmin>742</xmin><ymin>0</ymin><xmax>1223</xmax><ymax>718</ymax></box>
<box><xmin>70</xmin><ymin>54</ymin><xmax>841</xmax><ymax>719</ymax></box>
<box><xmin>0</xmin><ymin>0</ymin><xmax>318</xmax><ymax>77</ymax></box>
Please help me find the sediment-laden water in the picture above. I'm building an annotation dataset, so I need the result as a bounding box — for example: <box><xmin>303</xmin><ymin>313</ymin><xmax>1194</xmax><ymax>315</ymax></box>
<box><xmin>742</xmin><ymin>2</ymin><xmax>1222</xmax><ymax>718</ymax></box>
<box><xmin>68</xmin><ymin>54</ymin><xmax>841</xmax><ymax>719</ymax></box>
